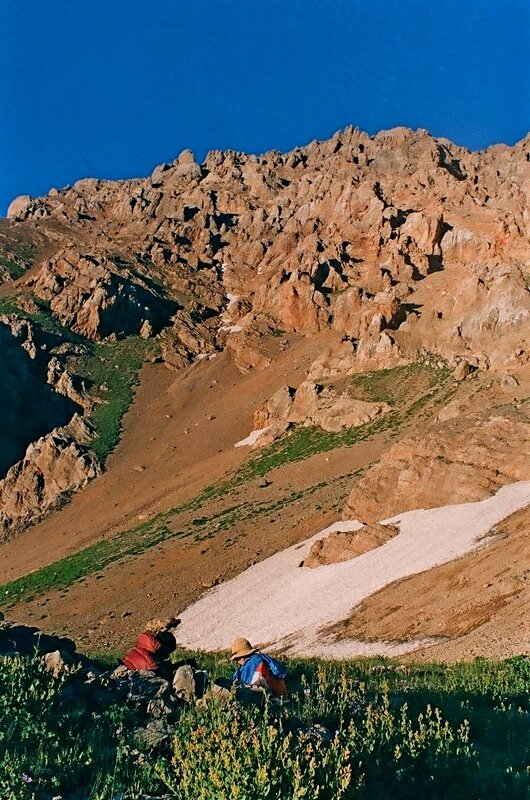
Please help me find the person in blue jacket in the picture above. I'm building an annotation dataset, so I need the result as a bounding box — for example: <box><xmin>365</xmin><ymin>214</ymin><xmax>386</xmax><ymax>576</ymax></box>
<box><xmin>230</xmin><ymin>637</ymin><xmax>287</xmax><ymax>698</ymax></box>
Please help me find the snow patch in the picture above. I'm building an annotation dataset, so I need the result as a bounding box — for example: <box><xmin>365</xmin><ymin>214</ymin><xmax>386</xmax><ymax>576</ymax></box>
<box><xmin>176</xmin><ymin>481</ymin><xmax>530</xmax><ymax>658</ymax></box>
<box><xmin>234</xmin><ymin>426</ymin><xmax>272</xmax><ymax>448</ymax></box>
<box><xmin>226</xmin><ymin>293</ymin><xmax>240</xmax><ymax>308</ymax></box>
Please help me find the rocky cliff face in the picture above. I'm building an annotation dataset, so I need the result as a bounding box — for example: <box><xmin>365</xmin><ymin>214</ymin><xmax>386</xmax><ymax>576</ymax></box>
<box><xmin>2</xmin><ymin>125</ymin><xmax>530</xmax><ymax>536</ymax></box>
<box><xmin>344</xmin><ymin>403</ymin><xmax>530</xmax><ymax>522</ymax></box>
<box><xmin>26</xmin><ymin>249</ymin><xmax>177</xmax><ymax>341</ymax></box>
<box><xmin>0</xmin><ymin>317</ymin><xmax>83</xmax><ymax>475</ymax></box>
<box><xmin>0</xmin><ymin>417</ymin><xmax>100</xmax><ymax>538</ymax></box>
<box><xmin>8</xmin><ymin>127</ymin><xmax>530</xmax><ymax>375</ymax></box>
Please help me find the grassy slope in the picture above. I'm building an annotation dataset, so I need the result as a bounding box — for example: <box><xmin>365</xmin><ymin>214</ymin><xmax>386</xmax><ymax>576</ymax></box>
<box><xmin>0</xmin><ymin>363</ymin><xmax>452</xmax><ymax>608</ymax></box>
<box><xmin>0</xmin><ymin>240</ymin><xmax>34</xmax><ymax>282</ymax></box>
<box><xmin>2</xmin><ymin>650</ymin><xmax>530</xmax><ymax>799</ymax></box>
<box><xmin>0</xmin><ymin>292</ymin><xmax>155</xmax><ymax>464</ymax></box>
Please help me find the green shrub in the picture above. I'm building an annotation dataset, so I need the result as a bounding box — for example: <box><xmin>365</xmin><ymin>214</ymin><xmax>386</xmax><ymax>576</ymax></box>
<box><xmin>1</xmin><ymin>653</ymin><xmax>530</xmax><ymax>798</ymax></box>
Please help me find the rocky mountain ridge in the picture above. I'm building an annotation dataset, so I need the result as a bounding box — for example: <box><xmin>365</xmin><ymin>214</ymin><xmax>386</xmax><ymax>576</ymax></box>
<box><xmin>1</xmin><ymin>123</ymin><xmax>530</xmax><ymax>570</ymax></box>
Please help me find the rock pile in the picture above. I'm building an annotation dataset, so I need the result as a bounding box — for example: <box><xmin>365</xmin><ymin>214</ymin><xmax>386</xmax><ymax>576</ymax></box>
<box><xmin>0</xmin><ymin>613</ymin><xmax>203</xmax><ymax>753</ymax></box>
<box><xmin>302</xmin><ymin>523</ymin><xmax>399</xmax><ymax>568</ymax></box>
<box><xmin>251</xmin><ymin>381</ymin><xmax>390</xmax><ymax>445</ymax></box>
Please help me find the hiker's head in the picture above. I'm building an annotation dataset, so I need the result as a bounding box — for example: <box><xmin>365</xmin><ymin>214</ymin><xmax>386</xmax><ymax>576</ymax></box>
<box><xmin>230</xmin><ymin>637</ymin><xmax>257</xmax><ymax>662</ymax></box>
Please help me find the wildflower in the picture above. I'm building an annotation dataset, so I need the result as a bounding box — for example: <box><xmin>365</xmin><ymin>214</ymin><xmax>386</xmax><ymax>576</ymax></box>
<box><xmin>304</xmin><ymin>688</ymin><xmax>311</xmax><ymax>696</ymax></box>
<box><xmin>22</xmin><ymin>774</ymin><xmax>33</xmax><ymax>784</ymax></box>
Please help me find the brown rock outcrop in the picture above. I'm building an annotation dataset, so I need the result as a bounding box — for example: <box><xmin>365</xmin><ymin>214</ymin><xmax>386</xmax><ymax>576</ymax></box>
<box><xmin>6</xmin><ymin>195</ymin><xmax>33</xmax><ymax>221</ymax></box>
<box><xmin>344</xmin><ymin>406</ymin><xmax>530</xmax><ymax>522</ymax></box>
<box><xmin>0</xmin><ymin>317</ymin><xmax>84</xmax><ymax>479</ymax></box>
<box><xmin>27</xmin><ymin>250</ymin><xmax>177</xmax><ymax>341</ymax></box>
<box><xmin>7</xmin><ymin>125</ymin><xmax>530</xmax><ymax>375</ymax></box>
<box><xmin>0</xmin><ymin>424</ymin><xmax>100</xmax><ymax>538</ymax></box>
<box><xmin>3</xmin><ymin>124</ymin><xmax>530</xmax><ymax>539</ymax></box>
<box><xmin>253</xmin><ymin>380</ymin><xmax>390</xmax><ymax>437</ymax></box>
<box><xmin>302</xmin><ymin>523</ymin><xmax>399</xmax><ymax>568</ymax></box>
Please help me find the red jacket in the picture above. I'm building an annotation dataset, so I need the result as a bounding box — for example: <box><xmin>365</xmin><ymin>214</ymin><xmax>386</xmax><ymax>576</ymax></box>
<box><xmin>122</xmin><ymin>632</ymin><xmax>161</xmax><ymax>672</ymax></box>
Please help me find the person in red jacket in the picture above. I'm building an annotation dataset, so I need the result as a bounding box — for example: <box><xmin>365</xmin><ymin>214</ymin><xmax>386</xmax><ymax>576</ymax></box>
<box><xmin>122</xmin><ymin>617</ymin><xmax>180</xmax><ymax>680</ymax></box>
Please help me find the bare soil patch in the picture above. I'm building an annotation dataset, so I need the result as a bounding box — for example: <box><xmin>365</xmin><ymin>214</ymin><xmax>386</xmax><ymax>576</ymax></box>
<box><xmin>334</xmin><ymin>504</ymin><xmax>530</xmax><ymax>661</ymax></box>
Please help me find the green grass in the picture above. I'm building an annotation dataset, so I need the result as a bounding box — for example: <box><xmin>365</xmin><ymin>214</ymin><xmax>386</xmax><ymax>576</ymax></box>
<box><xmin>0</xmin><ymin>256</ymin><xmax>27</xmax><ymax>281</ymax></box>
<box><xmin>0</xmin><ymin>361</ymin><xmax>452</xmax><ymax>608</ymax></box>
<box><xmin>2</xmin><ymin>651</ymin><xmax>530</xmax><ymax>798</ymax></box>
<box><xmin>0</xmin><ymin>293</ymin><xmax>84</xmax><ymax>342</ymax></box>
<box><xmin>349</xmin><ymin>362</ymin><xmax>451</xmax><ymax>406</ymax></box>
<box><xmin>0</xmin><ymin>241</ymin><xmax>34</xmax><ymax>283</ymax></box>
<box><xmin>185</xmin><ymin>472</ymin><xmax>361</xmax><ymax>543</ymax></box>
<box><xmin>0</xmin><ymin>295</ymin><xmax>24</xmax><ymax>316</ymax></box>
<box><xmin>0</xmin><ymin>293</ymin><xmax>155</xmax><ymax>464</ymax></box>
<box><xmin>81</xmin><ymin>337</ymin><xmax>157</xmax><ymax>462</ymax></box>
<box><xmin>228</xmin><ymin>362</ymin><xmax>449</xmax><ymax>485</ymax></box>
<box><xmin>0</xmin><ymin>470</ymin><xmax>360</xmax><ymax>608</ymax></box>
<box><xmin>232</xmin><ymin>413</ymin><xmax>401</xmax><ymax>484</ymax></box>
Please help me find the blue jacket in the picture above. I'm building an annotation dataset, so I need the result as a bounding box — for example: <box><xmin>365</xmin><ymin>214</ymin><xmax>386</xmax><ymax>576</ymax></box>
<box><xmin>233</xmin><ymin>652</ymin><xmax>287</xmax><ymax>697</ymax></box>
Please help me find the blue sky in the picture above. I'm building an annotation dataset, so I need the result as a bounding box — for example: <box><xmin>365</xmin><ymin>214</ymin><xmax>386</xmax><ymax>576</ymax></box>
<box><xmin>1</xmin><ymin>0</ymin><xmax>529</xmax><ymax>215</ymax></box>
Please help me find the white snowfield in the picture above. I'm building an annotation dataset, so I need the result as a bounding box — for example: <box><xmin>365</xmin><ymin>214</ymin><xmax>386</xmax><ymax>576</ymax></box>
<box><xmin>234</xmin><ymin>427</ymin><xmax>272</xmax><ymax>448</ymax></box>
<box><xmin>177</xmin><ymin>481</ymin><xmax>530</xmax><ymax>658</ymax></box>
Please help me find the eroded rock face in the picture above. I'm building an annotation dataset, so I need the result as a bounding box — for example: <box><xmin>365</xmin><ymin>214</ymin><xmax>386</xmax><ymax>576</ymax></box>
<box><xmin>6</xmin><ymin>195</ymin><xmax>33</xmax><ymax>221</ymax></box>
<box><xmin>302</xmin><ymin>523</ymin><xmax>399</xmax><ymax>568</ymax></box>
<box><xmin>0</xmin><ymin>423</ymin><xmax>100</xmax><ymax>538</ymax></box>
<box><xmin>27</xmin><ymin>250</ymin><xmax>177</xmax><ymax>341</ymax></box>
<box><xmin>344</xmin><ymin>406</ymin><xmax>530</xmax><ymax>522</ymax></box>
<box><xmin>0</xmin><ymin>319</ymin><xmax>83</xmax><ymax>477</ymax></box>
<box><xmin>7</xmin><ymin>126</ymin><xmax>530</xmax><ymax>375</ymax></box>
<box><xmin>253</xmin><ymin>380</ymin><xmax>390</xmax><ymax>440</ymax></box>
<box><xmin>3</xmin><ymin>125</ymin><xmax>530</xmax><ymax>538</ymax></box>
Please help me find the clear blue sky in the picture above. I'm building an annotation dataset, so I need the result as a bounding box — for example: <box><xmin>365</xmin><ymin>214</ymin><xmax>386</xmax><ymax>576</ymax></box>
<box><xmin>1</xmin><ymin>0</ymin><xmax>529</xmax><ymax>215</ymax></box>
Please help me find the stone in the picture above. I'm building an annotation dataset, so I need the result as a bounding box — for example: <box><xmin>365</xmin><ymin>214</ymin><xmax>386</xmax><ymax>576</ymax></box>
<box><xmin>6</xmin><ymin>195</ymin><xmax>32</xmax><ymax>220</ymax></box>
<box><xmin>172</xmin><ymin>665</ymin><xmax>196</xmax><ymax>702</ymax></box>
<box><xmin>43</xmin><ymin>649</ymin><xmax>75</xmax><ymax>678</ymax></box>
<box><xmin>26</xmin><ymin>249</ymin><xmax>176</xmax><ymax>341</ymax></box>
<box><xmin>500</xmin><ymin>374</ymin><xmax>519</xmax><ymax>392</ymax></box>
<box><xmin>139</xmin><ymin>319</ymin><xmax>153</xmax><ymax>339</ymax></box>
<box><xmin>252</xmin><ymin>380</ymin><xmax>390</xmax><ymax>442</ymax></box>
<box><xmin>453</xmin><ymin>361</ymin><xmax>472</xmax><ymax>381</ymax></box>
<box><xmin>0</xmin><ymin>426</ymin><xmax>101</xmax><ymax>538</ymax></box>
<box><xmin>302</xmin><ymin>523</ymin><xmax>399</xmax><ymax>568</ymax></box>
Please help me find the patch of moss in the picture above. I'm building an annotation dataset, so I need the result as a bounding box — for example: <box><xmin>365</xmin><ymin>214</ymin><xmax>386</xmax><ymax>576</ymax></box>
<box><xmin>0</xmin><ymin>241</ymin><xmax>34</xmax><ymax>282</ymax></box>
<box><xmin>80</xmin><ymin>337</ymin><xmax>157</xmax><ymax>462</ymax></box>
<box><xmin>349</xmin><ymin>362</ymin><xmax>448</xmax><ymax>406</ymax></box>
<box><xmin>0</xmin><ymin>256</ymin><xmax>27</xmax><ymax>280</ymax></box>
